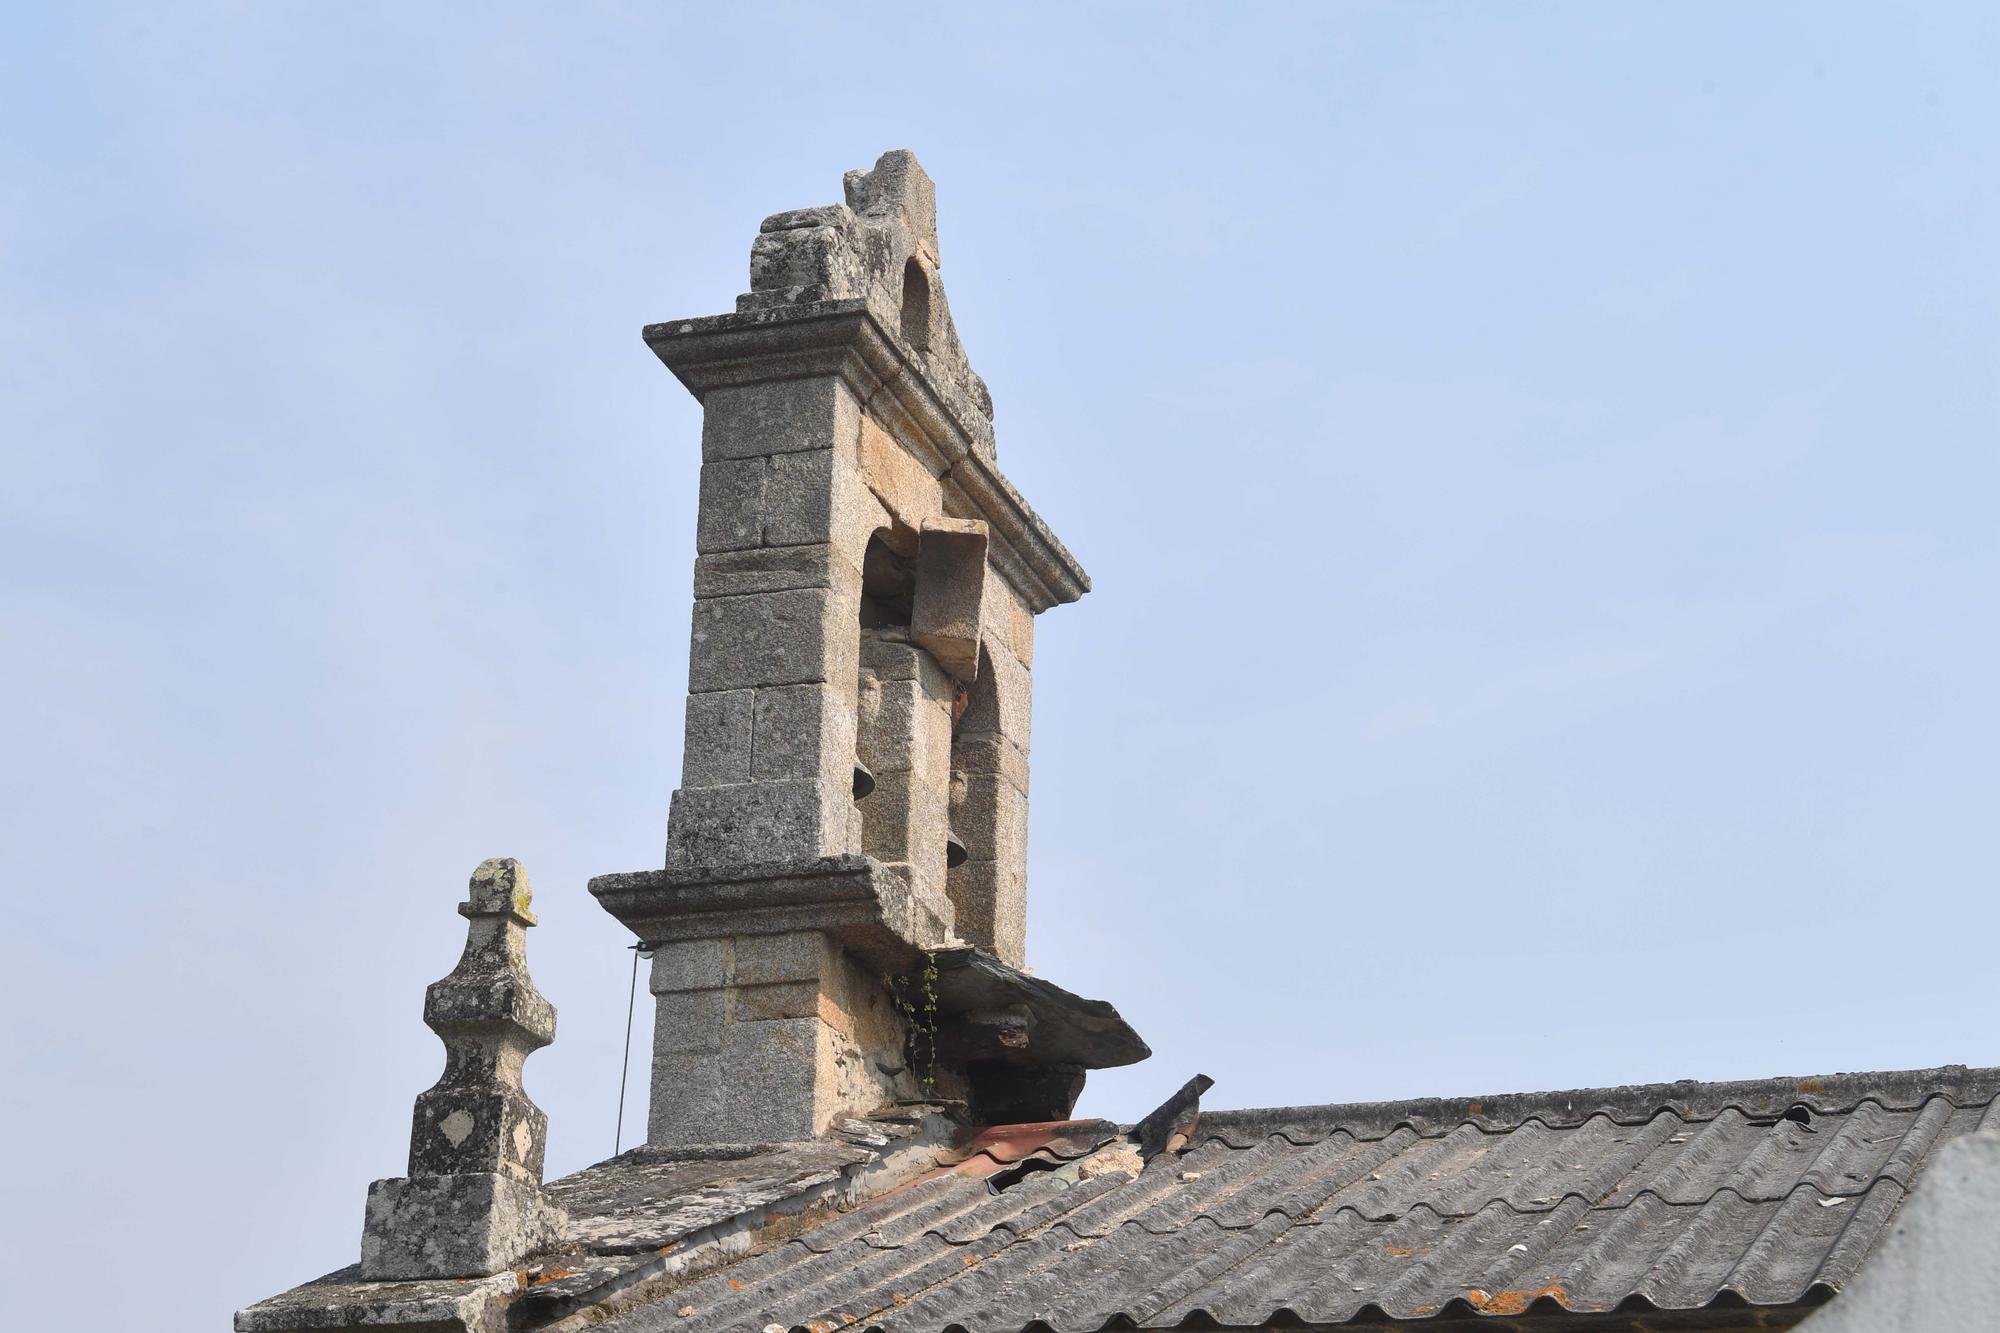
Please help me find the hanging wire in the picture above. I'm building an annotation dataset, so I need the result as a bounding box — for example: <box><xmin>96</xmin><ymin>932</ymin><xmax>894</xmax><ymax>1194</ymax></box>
<box><xmin>615</xmin><ymin>941</ymin><xmax>652</xmax><ymax>1155</ymax></box>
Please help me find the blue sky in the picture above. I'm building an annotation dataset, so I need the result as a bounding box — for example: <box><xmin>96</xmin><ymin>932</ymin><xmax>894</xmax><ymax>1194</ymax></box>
<box><xmin>3</xmin><ymin>4</ymin><xmax>1996</xmax><ymax>1328</ymax></box>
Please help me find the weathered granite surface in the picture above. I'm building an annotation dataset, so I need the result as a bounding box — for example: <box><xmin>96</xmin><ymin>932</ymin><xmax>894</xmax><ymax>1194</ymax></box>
<box><xmin>358</xmin><ymin>859</ymin><xmax>568</xmax><ymax>1281</ymax></box>
<box><xmin>237</xmin><ymin>1110</ymin><xmax>957</xmax><ymax>1333</ymax></box>
<box><xmin>601</xmin><ymin>149</ymin><xmax>1115</xmax><ymax>1147</ymax></box>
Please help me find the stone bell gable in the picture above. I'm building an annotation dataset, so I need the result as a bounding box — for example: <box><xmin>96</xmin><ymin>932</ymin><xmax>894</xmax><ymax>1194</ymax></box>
<box><xmin>589</xmin><ymin>150</ymin><xmax>1137</xmax><ymax>1149</ymax></box>
<box><xmin>744</xmin><ymin>151</ymin><xmax>995</xmax><ymax>432</ymax></box>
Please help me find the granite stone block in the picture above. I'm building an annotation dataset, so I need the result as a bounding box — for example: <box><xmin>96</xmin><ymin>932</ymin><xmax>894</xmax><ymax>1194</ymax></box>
<box><xmin>845</xmin><ymin>149</ymin><xmax>939</xmax><ymax>264</ymax></box>
<box><xmin>749</xmin><ymin>225</ymin><xmax>860</xmax><ymax>295</ymax></box>
<box><xmin>985</xmin><ymin>563</ymin><xmax>1036</xmax><ymax>668</ymax></box>
<box><xmin>407</xmin><ymin>1085</ymin><xmax>546</xmax><ymax>1181</ymax></box>
<box><xmin>732</xmin><ymin>980</ymin><xmax>822</xmax><ymax>1022</ymax></box>
<box><xmin>951</xmin><ymin>772</ymin><xmax>1029</xmax><ymax>865</ymax></box>
<box><xmin>858</xmin><ymin>631</ymin><xmax>952</xmax><ymax>690</ymax></box>
<box><xmin>688</xmin><ymin>588</ymin><xmax>856</xmax><ymax>692</ymax></box>
<box><xmin>961</xmin><ymin>635</ymin><xmax>1031</xmax><ymax>745</ymax></box>
<box><xmin>694</xmin><ymin>544</ymin><xmax>861</xmax><ymax>599</ymax></box>
<box><xmin>649</xmin><ymin>939</ymin><xmax>726</xmax><ymax>994</ymax></box>
<box><xmin>648</xmin><ymin>1050</ymin><xmax>724</xmax><ymax>1148</ymax></box>
<box><xmin>856</xmin><ymin>672</ymin><xmax>953</xmax><ymax>783</ymax></box>
<box><xmin>759</xmin><ymin>203</ymin><xmax>855</xmax><ymax>233</ymax></box>
<box><xmin>752</xmin><ymin>682</ymin><xmax>856</xmax><ymax>783</ymax></box>
<box><xmin>361</xmin><ymin>1172</ymin><xmax>567</xmax><ymax>1282</ymax></box>
<box><xmin>859</xmin><ymin>414</ymin><xmax>942</xmax><ymax>526</ymax></box>
<box><xmin>682</xmin><ymin>690</ymin><xmax>753</xmax><ymax>786</ymax></box>
<box><xmin>731</xmin><ymin>930</ymin><xmax>832</xmax><ymax>986</ymax></box>
<box><xmin>665</xmin><ymin>779</ymin><xmax>849</xmax><ymax>869</ymax></box>
<box><xmin>721</xmin><ymin>1017</ymin><xmax>824</xmax><ymax>1142</ymax></box>
<box><xmin>950</xmin><ymin>733</ymin><xmax>1029</xmax><ymax>793</ymax></box>
<box><xmin>911</xmin><ymin>518</ymin><xmax>988</xmax><ymax>680</ymax></box>
<box><xmin>652</xmin><ymin>987</ymin><xmax>725</xmax><ymax>1053</ymax></box>
<box><xmin>858</xmin><ymin>767</ymin><xmax>950</xmax><ymax>895</ymax></box>
<box><xmin>701</xmin><ymin>377</ymin><xmax>857</xmax><ymax>462</ymax></box>
<box><xmin>695</xmin><ymin>457</ymin><xmax>766</xmax><ymax>553</ymax></box>
<box><xmin>946</xmin><ymin>858</ymin><xmax>1027</xmax><ymax>967</ymax></box>
<box><xmin>762</xmin><ymin>448</ymin><xmax>836</xmax><ymax>547</ymax></box>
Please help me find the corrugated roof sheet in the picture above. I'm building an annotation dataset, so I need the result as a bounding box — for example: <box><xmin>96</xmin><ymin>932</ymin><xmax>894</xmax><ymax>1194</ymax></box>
<box><xmin>597</xmin><ymin>1066</ymin><xmax>2000</xmax><ymax>1332</ymax></box>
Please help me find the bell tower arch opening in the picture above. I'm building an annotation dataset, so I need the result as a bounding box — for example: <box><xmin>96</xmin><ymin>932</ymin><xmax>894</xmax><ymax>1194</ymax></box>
<box><xmin>900</xmin><ymin>257</ymin><xmax>932</xmax><ymax>352</ymax></box>
<box><xmin>854</xmin><ymin>528</ymin><xmax>956</xmax><ymax>900</ymax></box>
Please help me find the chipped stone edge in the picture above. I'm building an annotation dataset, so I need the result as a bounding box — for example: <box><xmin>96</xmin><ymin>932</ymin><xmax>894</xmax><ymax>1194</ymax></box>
<box><xmin>234</xmin><ymin>1269</ymin><xmax>520</xmax><ymax>1333</ymax></box>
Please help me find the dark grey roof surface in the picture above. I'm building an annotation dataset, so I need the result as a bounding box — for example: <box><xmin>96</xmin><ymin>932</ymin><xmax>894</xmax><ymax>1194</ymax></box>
<box><xmin>599</xmin><ymin>1065</ymin><xmax>2000</xmax><ymax>1332</ymax></box>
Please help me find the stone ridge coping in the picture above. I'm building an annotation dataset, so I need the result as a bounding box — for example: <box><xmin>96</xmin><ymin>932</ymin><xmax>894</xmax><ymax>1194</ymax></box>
<box><xmin>1193</xmin><ymin>1064</ymin><xmax>2000</xmax><ymax>1147</ymax></box>
<box><xmin>644</xmin><ymin>299</ymin><xmax>1090</xmax><ymax>615</ymax></box>
<box><xmin>234</xmin><ymin>1269</ymin><xmax>519</xmax><ymax>1332</ymax></box>
<box><xmin>234</xmin><ymin>1112</ymin><xmax>960</xmax><ymax>1333</ymax></box>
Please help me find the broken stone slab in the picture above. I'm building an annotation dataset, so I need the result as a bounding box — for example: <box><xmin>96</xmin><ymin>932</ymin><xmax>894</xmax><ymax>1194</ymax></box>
<box><xmin>927</xmin><ymin>946</ymin><xmax>1151</xmax><ymax>1070</ymax></box>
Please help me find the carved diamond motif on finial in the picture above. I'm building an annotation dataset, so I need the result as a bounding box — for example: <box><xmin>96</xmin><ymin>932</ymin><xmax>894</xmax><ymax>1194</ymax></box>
<box><xmin>359</xmin><ymin>858</ymin><xmax>568</xmax><ymax>1280</ymax></box>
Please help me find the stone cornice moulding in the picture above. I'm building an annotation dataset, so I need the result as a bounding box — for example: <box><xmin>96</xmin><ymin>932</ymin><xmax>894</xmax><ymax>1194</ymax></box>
<box><xmin>588</xmin><ymin>854</ymin><xmax>955</xmax><ymax>972</ymax></box>
<box><xmin>644</xmin><ymin>299</ymin><xmax>1091</xmax><ymax>615</ymax></box>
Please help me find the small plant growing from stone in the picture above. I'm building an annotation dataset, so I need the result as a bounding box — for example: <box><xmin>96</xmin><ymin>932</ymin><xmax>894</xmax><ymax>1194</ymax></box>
<box><xmin>887</xmin><ymin>950</ymin><xmax>940</xmax><ymax>1095</ymax></box>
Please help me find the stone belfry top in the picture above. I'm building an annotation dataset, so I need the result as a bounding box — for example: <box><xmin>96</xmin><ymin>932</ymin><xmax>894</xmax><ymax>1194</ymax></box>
<box><xmin>592</xmin><ymin>150</ymin><xmax>1142</xmax><ymax>1149</ymax></box>
<box><xmin>643</xmin><ymin>148</ymin><xmax>1089</xmax><ymax>614</ymax></box>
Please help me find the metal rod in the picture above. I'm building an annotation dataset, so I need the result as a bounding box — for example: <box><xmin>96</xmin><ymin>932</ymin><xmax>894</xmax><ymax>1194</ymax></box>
<box><xmin>615</xmin><ymin>942</ymin><xmax>645</xmax><ymax>1155</ymax></box>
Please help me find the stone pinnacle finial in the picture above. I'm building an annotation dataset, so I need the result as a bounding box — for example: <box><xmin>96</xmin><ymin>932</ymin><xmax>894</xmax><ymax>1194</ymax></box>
<box><xmin>844</xmin><ymin>148</ymin><xmax>938</xmax><ymax>263</ymax></box>
<box><xmin>359</xmin><ymin>858</ymin><xmax>568</xmax><ymax>1281</ymax></box>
